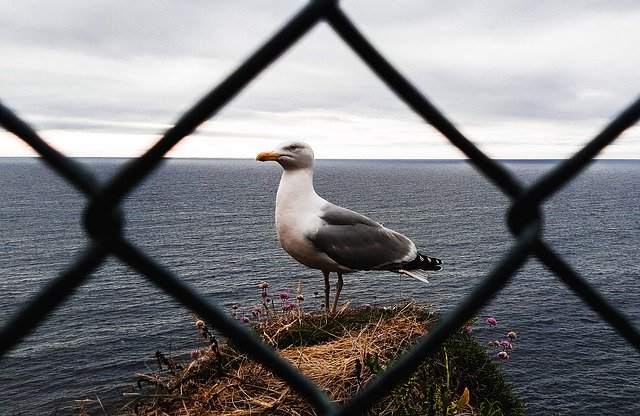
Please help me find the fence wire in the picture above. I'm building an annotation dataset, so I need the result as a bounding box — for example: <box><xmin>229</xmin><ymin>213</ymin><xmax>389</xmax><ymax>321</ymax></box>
<box><xmin>1</xmin><ymin>0</ymin><xmax>639</xmax><ymax>414</ymax></box>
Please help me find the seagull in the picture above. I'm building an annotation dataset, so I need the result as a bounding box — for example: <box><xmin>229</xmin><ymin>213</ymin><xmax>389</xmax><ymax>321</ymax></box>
<box><xmin>256</xmin><ymin>140</ymin><xmax>442</xmax><ymax>313</ymax></box>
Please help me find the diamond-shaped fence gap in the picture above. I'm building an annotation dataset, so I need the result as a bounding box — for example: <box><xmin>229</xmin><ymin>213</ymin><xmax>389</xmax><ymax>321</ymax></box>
<box><xmin>186</xmin><ymin>2</ymin><xmax>528</xmax><ymax>316</ymax></box>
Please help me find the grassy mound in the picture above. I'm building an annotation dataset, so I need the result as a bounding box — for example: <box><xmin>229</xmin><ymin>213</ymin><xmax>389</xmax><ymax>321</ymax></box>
<box><xmin>123</xmin><ymin>304</ymin><xmax>522</xmax><ymax>415</ymax></box>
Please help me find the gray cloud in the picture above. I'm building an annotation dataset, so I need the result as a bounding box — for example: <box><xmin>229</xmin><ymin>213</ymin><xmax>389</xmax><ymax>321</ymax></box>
<box><xmin>1</xmin><ymin>1</ymin><xmax>638</xmax><ymax>157</ymax></box>
<box><xmin>0</xmin><ymin>1</ymin><xmax>302</xmax><ymax>57</ymax></box>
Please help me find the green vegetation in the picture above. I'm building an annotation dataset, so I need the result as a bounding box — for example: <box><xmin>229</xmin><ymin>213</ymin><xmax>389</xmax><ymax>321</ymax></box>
<box><xmin>119</xmin><ymin>303</ymin><xmax>523</xmax><ymax>415</ymax></box>
<box><xmin>385</xmin><ymin>327</ymin><xmax>522</xmax><ymax>415</ymax></box>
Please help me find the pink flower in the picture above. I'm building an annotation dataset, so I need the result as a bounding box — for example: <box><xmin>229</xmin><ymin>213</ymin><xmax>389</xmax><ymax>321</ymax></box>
<box><xmin>240</xmin><ymin>316</ymin><xmax>250</xmax><ymax>323</ymax></box>
<box><xmin>486</xmin><ymin>317</ymin><xmax>498</xmax><ymax>326</ymax></box>
<box><xmin>278</xmin><ymin>291</ymin><xmax>290</xmax><ymax>300</ymax></box>
<box><xmin>500</xmin><ymin>340</ymin><xmax>512</xmax><ymax>349</ymax></box>
<box><xmin>190</xmin><ymin>349</ymin><xmax>203</xmax><ymax>360</ymax></box>
<box><xmin>283</xmin><ymin>302</ymin><xmax>296</xmax><ymax>311</ymax></box>
<box><xmin>251</xmin><ymin>307</ymin><xmax>262</xmax><ymax>317</ymax></box>
<box><xmin>497</xmin><ymin>351</ymin><xmax>509</xmax><ymax>360</ymax></box>
<box><xmin>463</xmin><ymin>325</ymin><xmax>473</xmax><ymax>335</ymax></box>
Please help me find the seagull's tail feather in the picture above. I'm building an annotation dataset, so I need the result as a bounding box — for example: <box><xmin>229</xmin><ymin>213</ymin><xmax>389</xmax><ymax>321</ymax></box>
<box><xmin>394</xmin><ymin>253</ymin><xmax>442</xmax><ymax>283</ymax></box>
<box><xmin>399</xmin><ymin>269</ymin><xmax>431</xmax><ymax>283</ymax></box>
<box><xmin>407</xmin><ymin>253</ymin><xmax>443</xmax><ymax>271</ymax></box>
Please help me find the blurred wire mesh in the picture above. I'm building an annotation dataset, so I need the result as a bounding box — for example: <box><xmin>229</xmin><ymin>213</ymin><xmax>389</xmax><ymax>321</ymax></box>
<box><xmin>1</xmin><ymin>1</ymin><xmax>638</xmax><ymax>414</ymax></box>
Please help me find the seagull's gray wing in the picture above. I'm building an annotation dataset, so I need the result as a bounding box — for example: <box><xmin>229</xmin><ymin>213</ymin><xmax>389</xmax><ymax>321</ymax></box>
<box><xmin>307</xmin><ymin>204</ymin><xmax>415</xmax><ymax>271</ymax></box>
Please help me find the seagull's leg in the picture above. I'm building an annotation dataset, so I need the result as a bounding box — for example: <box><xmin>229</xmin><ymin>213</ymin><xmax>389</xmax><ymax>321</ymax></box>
<box><xmin>323</xmin><ymin>270</ymin><xmax>331</xmax><ymax>313</ymax></box>
<box><xmin>332</xmin><ymin>273</ymin><xmax>344</xmax><ymax>313</ymax></box>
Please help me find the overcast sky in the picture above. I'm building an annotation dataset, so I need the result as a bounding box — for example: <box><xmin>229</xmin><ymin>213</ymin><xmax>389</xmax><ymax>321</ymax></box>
<box><xmin>1</xmin><ymin>1</ymin><xmax>639</xmax><ymax>159</ymax></box>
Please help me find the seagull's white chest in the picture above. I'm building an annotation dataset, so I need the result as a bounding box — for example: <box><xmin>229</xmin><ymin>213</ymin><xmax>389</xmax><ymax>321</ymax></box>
<box><xmin>275</xmin><ymin>206</ymin><xmax>321</xmax><ymax>265</ymax></box>
<box><xmin>273</xmin><ymin>170</ymin><xmax>348</xmax><ymax>272</ymax></box>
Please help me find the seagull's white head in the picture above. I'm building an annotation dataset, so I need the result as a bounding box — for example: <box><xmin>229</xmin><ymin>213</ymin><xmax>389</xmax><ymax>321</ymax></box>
<box><xmin>256</xmin><ymin>140</ymin><xmax>315</xmax><ymax>170</ymax></box>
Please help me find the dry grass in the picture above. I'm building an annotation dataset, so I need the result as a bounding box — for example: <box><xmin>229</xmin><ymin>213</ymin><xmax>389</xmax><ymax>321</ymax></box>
<box><xmin>125</xmin><ymin>304</ymin><xmax>437</xmax><ymax>416</ymax></box>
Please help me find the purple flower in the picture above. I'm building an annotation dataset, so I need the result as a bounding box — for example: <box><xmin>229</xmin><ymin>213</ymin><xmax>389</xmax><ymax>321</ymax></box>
<box><xmin>500</xmin><ymin>340</ymin><xmax>513</xmax><ymax>350</ymax></box>
<box><xmin>251</xmin><ymin>307</ymin><xmax>262</xmax><ymax>317</ymax></box>
<box><xmin>463</xmin><ymin>325</ymin><xmax>473</xmax><ymax>335</ymax></box>
<box><xmin>278</xmin><ymin>291</ymin><xmax>290</xmax><ymax>300</ymax></box>
<box><xmin>190</xmin><ymin>349</ymin><xmax>203</xmax><ymax>360</ymax></box>
<box><xmin>240</xmin><ymin>316</ymin><xmax>250</xmax><ymax>323</ymax></box>
<box><xmin>497</xmin><ymin>351</ymin><xmax>509</xmax><ymax>360</ymax></box>
<box><xmin>486</xmin><ymin>317</ymin><xmax>498</xmax><ymax>326</ymax></box>
<box><xmin>283</xmin><ymin>302</ymin><xmax>296</xmax><ymax>311</ymax></box>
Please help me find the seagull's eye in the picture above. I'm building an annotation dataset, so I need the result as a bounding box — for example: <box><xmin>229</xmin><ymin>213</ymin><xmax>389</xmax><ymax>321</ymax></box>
<box><xmin>288</xmin><ymin>145</ymin><xmax>298</xmax><ymax>151</ymax></box>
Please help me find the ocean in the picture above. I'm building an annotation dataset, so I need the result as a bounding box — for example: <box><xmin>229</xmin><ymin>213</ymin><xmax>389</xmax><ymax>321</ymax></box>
<box><xmin>0</xmin><ymin>158</ymin><xmax>638</xmax><ymax>415</ymax></box>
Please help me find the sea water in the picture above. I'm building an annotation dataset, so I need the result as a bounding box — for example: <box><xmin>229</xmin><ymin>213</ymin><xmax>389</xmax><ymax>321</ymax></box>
<box><xmin>0</xmin><ymin>158</ymin><xmax>638</xmax><ymax>414</ymax></box>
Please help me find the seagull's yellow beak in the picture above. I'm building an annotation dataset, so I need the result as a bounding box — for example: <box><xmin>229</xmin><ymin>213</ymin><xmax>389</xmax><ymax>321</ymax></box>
<box><xmin>256</xmin><ymin>151</ymin><xmax>281</xmax><ymax>162</ymax></box>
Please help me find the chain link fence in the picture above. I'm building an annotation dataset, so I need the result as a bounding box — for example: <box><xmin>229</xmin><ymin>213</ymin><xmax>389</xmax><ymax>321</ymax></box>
<box><xmin>1</xmin><ymin>1</ymin><xmax>639</xmax><ymax>414</ymax></box>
